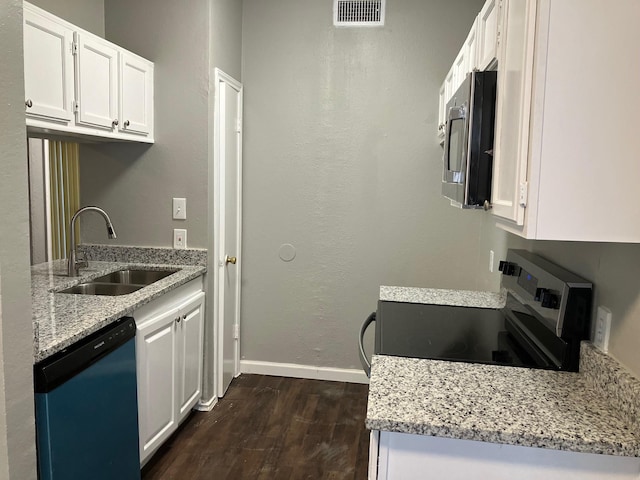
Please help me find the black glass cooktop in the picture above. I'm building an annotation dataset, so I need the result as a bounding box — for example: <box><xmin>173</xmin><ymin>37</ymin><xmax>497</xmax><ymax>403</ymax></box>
<box><xmin>375</xmin><ymin>300</ymin><xmax>543</xmax><ymax>369</ymax></box>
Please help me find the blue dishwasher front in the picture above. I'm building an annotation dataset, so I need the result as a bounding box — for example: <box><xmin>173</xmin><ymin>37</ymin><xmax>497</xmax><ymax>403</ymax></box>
<box><xmin>34</xmin><ymin>316</ymin><xmax>141</xmax><ymax>480</ymax></box>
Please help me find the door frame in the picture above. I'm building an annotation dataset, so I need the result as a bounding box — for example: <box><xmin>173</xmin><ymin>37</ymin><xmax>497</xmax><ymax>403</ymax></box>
<box><xmin>212</xmin><ymin>68</ymin><xmax>243</xmax><ymax>396</ymax></box>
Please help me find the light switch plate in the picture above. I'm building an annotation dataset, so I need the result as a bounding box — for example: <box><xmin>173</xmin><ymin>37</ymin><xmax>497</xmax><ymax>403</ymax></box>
<box><xmin>173</xmin><ymin>198</ymin><xmax>186</xmax><ymax>220</ymax></box>
<box><xmin>593</xmin><ymin>306</ymin><xmax>612</xmax><ymax>353</ymax></box>
<box><xmin>173</xmin><ymin>229</ymin><xmax>187</xmax><ymax>249</ymax></box>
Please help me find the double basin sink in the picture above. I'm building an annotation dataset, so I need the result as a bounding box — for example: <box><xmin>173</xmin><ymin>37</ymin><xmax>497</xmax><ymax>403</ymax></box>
<box><xmin>58</xmin><ymin>269</ymin><xmax>178</xmax><ymax>296</ymax></box>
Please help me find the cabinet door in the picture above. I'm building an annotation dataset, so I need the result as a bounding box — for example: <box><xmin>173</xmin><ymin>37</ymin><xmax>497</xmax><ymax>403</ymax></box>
<box><xmin>176</xmin><ymin>292</ymin><xmax>205</xmax><ymax>420</ymax></box>
<box><xmin>23</xmin><ymin>7</ymin><xmax>74</xmax><ymax>122</ymax></box>
<box><xmin>438</xmin><ymin>82</ymin><xmax>446</xmax><ymax>139</ymax></box>
<box><xmin>477</xmin><ymin>0</ymin><xmax>501</xmax><ymax>71</ymax></box>
<box><xmin>452</xmin><ymin>46</ymin><xmax>467</xmax><ymax>92</ymax></box>
<box><xmin>136</xmin><ymin>307</ymin><xmax>178</xmax><ymax>464</ymax></box>
<box><xmin>491</xmin><ymin>0</ymin><xmax>536</xmax><ymax>224</ymax></box>
<box><xmin>75</xmin><ymin>32</ymin><xmax>119</xmax><ymax>129</ymax></box>
<box><xmin>119</xmin><ymin>52</ymin><xmax>154</xmax><ymax>136</ymax></box>
<box><xmin>464</xmin><ymin>17</ymin><xmax>479</xmax><ymax>73</ymax></box>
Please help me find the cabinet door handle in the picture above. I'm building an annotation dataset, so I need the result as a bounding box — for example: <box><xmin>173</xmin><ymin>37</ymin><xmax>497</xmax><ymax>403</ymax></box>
<box><xmin>112</xmin><ymin>119</ymin><xmax>119</xmax><ymax>126</ymax></box>
<box><xmin>124</xmin><ymin>120</ymin><xmax>130</xmax><ymax>128</ymax></box>
<box><xmin>25</xmin><ymin>99</ymin><xmax>33</xmax><ymax>108</ymax></box>
<box><xmin>182</xmin><ymin>314</ymin><xmax>187</xmax><ymax>320</ymax></box>
<box><xmin>175</xmin><ymin>316</ymin><xmax>181</xmax><ymax>324</ymax></box>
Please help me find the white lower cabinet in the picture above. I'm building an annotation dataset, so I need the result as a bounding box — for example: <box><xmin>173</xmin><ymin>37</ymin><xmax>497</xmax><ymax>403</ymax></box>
<box><xmin>371</xmin><ymin>431</ymin><xmax>640</xmax><ymax>480</ymax></box>
<box><xmin>135</xmin><ymin>277</ymin><xmax>205</xmax><ymax>465</ymax></box>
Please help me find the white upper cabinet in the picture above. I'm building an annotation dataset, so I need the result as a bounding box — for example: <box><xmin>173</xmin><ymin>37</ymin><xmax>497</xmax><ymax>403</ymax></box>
<box><xmin>491</xmin><ymin>0</ymin><xmax>640</xmax><ymax>242</ymax></box>
<box><xmin>437</xmin><ymin>81</ymin><xmax>446</xmax><ymax>139</ymax></box>
<box><xmin>23</xmin><ymin>8</ymin><xmax>74</xmax><ymax>123</ymax></box>
<box><xmin>119</xmin><ymin>52</ymin><xmax>154</xmax><ymax>136</ymax></box>
<box><xmin>75</xmin><ymin>33</ymin><xmax>119</xmax><ymax>129</ymax></box>
<box><xmin>489</xmin><ymin>0</ymin><xmax>534</xmax><ymax>225</ymax></box>
<box><xmin>23</xmin><ymin>2</ymin><xmax>154</xmax><ymax>143</ymax></box>
<box><xmin>477</xmin><ymin>0</ymin><xmax>501</xmax><ymax>71</ymax></box>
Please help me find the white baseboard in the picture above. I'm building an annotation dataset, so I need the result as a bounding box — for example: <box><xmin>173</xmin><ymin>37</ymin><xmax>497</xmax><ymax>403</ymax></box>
<box><xmin>240</xmin><ymin>360</ymin><xmax>369</xmax><ymax>384</ymax></box>
<box><xmin>194</xmin><ymin>395</ymin><xmax>218</xmax><ymax>412</ymax></box>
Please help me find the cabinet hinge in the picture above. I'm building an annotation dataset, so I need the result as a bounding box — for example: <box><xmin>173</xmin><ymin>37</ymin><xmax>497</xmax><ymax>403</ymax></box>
<box><xmin>71</xmin><ymin>41</ymin><xmax>78</xmax><ymax>55</ymax></box>
<box><xmin>233</xmin><ymin>324</ymin><xmax>239</xmax><ymax>340</ymax></box>
<box><xmin>519</xmin><ymin>182</ymin><xmax>528</xmax><ymax>208</ymax></box>
<box><xmin>73</xmin><ymin>101</ymin><xmax>79</xmax><ymax>113</ymax></box>
<box><xmin>235</xmin><ymin>119</ymin><xmax>242</xmax><ymax>134</ymax></box>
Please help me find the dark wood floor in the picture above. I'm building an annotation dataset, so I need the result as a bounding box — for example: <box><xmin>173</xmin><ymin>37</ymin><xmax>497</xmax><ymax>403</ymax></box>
<box><xmin>142</xmin><ymin>374</ymin><xmax>370</xmax><ymax>479</ymax></box>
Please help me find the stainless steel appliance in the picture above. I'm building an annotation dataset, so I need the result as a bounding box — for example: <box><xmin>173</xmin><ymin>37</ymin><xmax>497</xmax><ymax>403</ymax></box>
<box><xmin>442</xmin><ymin>70</ymin><xmax>497</xmax><ymax>208</ymax></box>
<box><xmin>359</xmin><ymin>250</ymin><xmax>592</xmax><ymax>377</ymax></box>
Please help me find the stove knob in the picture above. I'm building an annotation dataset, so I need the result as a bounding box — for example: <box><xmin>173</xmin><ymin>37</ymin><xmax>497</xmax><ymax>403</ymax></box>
<box><xmin>535</xmin><ymin>287</ymin><xmax>548</xmax><ymax>301</ymax></box>
<box><xmin>499</xmin><ymin>262</ymin><xmax>519</xmax><ymax>276</ymax></box>
<box><xmin>540</xmin><ymin>291</ymin><xmax>560</xmax><ymax>309</ymax></box>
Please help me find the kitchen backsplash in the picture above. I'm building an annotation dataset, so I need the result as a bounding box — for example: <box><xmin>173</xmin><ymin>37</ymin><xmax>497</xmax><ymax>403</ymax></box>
<box><xmin>581</xmin><ymin>342</ymin><xmax>640</xmax><ymax>431</ymax></box>
<box><xmin>79</xmin><ymin>244</ymin><xmax>207</xmax><ymax>266</ymax></box>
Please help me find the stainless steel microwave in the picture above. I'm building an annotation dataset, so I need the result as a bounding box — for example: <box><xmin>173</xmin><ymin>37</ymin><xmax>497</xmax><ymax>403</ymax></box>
<box><xmin>442</xmin><ymin>70</ymin><xmax>497</xmax><ymax>208</ymax></box>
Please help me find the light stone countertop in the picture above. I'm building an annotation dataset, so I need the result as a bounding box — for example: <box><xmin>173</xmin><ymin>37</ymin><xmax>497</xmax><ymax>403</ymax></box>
<box><xmin>379</xmin><ymin>285</ymin><xmax>506</xmax><ymax>309</ymax></box>
<box><xmin>369</xmin><ymin>285</ymin><xmax>640</xmax><ymax>457</ymax></box>
<box><xmin>32</xmin><ymin>260</ymin><xmax>206</xmax><ymax>363</ymax></box>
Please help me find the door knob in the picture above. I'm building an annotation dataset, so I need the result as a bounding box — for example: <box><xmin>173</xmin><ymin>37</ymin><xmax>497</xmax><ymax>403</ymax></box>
<box><xmin>225</xmin><ymin>255</ymin><xmax>237</xmax><ymax>265</ymax></box>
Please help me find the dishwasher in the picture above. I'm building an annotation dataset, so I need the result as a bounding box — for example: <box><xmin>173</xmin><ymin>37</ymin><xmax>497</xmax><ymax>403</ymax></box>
<box><xmin>34</xmin><ymin>316</ymin><xmax>141</xmax><ymax>480</ymax></box>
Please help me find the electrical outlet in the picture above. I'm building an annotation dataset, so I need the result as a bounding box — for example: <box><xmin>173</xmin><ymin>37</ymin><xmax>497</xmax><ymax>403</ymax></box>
<box><xmin>489</xmin><ymin>250</ymin><xmax>495</xmax><ymax>273</ymax></box>
<box><xmin>593</xmin><ymin>306</ymin><xmax>612</xmax><ymax>353</ymax></box>
<box><xmin>173</xmin><ymin>198</ymin><xmax>186</xmax><ymax>220</ymax></box>
<box><xmin>173</xmin><ymin>229</ymin><xmax>187</xmax><ymax>249</ymax></box>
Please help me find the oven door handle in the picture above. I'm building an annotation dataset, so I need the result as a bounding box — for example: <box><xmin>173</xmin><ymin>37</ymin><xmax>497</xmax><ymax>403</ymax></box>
<box><xmin>359</xmin><ymin>312</ymin><xmax>376</xmax><ymax>378</ymax></box>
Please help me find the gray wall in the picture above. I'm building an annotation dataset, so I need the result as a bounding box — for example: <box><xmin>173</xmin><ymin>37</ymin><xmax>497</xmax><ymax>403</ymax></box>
<box><xmin>210</xmin><ymin>0</ymin><xmax>243</xmax><ymax>81</ymax></box>
<box><xmin>504</xmin><ymin>237</ymin><xmax>640</xmax><ymax>377</ymax></box>
<box><xmin>28</xmin><ymin>0</ymin><xmax>105</xmax><ymax>36</ymax></box>
<box><xmin>80</xmin><ymin>0</ymin><xmax>211</xmax><ymax>248</ymax></box>
<box><xmin>240</xmin><ymin>0</ymin><xmax>494</xmax><ymax>370</ymax></box>
<box><xmin>0</xmin><ymin>1</ymin><xmax>37</xmax><ymax>478</ymax></box>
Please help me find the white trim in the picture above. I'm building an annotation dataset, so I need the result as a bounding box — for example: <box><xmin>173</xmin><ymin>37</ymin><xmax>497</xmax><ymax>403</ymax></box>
<box><xmin>240</xmin><ymin>360</ymin><xmax>369</xmax><ymax>385</ymax></box>
<box><xmin>212</xmin><ymin>68</ymin><xmax>243</xmax><ymax>397</ymax></box>
<box><xmin>368</xmin><ymin>430</ymin><xmax>380</xmax><ymax>480</ymax></box>
<box><xmin>194</xmin><ymin>395</ymin><xmax>218</xmax><ymax>412</ymax></box>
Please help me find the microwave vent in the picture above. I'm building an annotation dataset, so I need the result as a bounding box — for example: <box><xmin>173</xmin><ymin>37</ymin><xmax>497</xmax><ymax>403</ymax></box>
<box><xmin>334</xmin><ymin>0</ymin><xmax>385</xmax><ymax>27</ymax></box>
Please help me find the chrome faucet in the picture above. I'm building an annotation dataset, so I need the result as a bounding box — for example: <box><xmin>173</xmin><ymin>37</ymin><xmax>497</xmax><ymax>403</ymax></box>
<box><xmin>68</xmin><ymin>206</ymin><xmax>117</xmax><ymax>277</ymax></box>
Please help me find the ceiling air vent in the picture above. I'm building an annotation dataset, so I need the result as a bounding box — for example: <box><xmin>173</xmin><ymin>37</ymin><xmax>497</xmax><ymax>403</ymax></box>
<box><xmin>334</xmin><ymin>0</ymin><xmax>385</xmax><ymax>27</ymax></box>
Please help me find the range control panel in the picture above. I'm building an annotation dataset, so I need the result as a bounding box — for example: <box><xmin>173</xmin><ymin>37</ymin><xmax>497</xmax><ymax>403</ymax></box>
<box><xmin>499</xmin><ymin>250</ymin><xmax>592</xmax><ymax>337</ymax></box>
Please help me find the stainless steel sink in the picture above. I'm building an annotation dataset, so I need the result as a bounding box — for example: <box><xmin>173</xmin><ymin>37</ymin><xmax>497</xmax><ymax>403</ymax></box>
<box><xmin>58</xmin><ymin>283</ymin><xmax>144</xmax><ymax>296</ymax></box>
<box><xmin>91</xmin><ymin>269</ymin><xmax>178</xmax><ymax>286</ymax></box>
<box><xmin>57</xmin><ymin>268</ymin><xmax>179</xmax><ymax>296</ymax></box>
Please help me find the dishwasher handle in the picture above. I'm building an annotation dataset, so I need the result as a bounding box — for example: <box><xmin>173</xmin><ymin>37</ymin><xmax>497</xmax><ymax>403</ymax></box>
<box><xmin>359</xmin><ymin>312</ymin><xmax>376</xmax><ymax>378</ymax></box>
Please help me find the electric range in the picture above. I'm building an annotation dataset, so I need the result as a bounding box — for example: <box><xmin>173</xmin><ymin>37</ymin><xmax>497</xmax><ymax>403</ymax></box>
<box><xmin>359</xmin><ymin>250</ymin><xmax>592</xmax><ymax>376</ymax></box>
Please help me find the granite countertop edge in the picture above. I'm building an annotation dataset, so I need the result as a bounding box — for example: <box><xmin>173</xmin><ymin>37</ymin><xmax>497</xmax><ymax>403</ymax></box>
<box><xmin>365</xmin><ymin>414</ymin><xmax>639</xmax><ymax>457</ymax></box>
<box><xmin>369</xmin><ymin>285</ymin><xmax>640</xmax><ymax>458</ymax></box>
<box><xmin>32</xmin><ymin>260</ymin><xmax>206</xmax><ymax>363</ymax></box>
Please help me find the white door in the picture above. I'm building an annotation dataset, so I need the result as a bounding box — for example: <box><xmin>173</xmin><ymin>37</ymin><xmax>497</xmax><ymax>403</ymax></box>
<box><xmin>213</xmin><ymin>69</ymin><xmax>243</xmax><ymax>397</ymax></box>
<box><xmin>136</xmin><ymin>307</ymin><xmax>178</xmax><ymax>463</ymax></box>
<box><xmin>23</xmin><ymin>6</ymin><xmax>75</xmax><ymax>122</ymax></box>
<box><xmin>75</xmin><ymin>32</ymin><xmax>119</xmax><ymax>129</ymax></box>
<box><xmin>177</xmin><ymin>292</ymin><xmax>205</xmax><ymax>419</ymax></box>
<box><xmin>119</xmin><ymin>52</ymin><xmax>154</xmax><ymax>135</ymax></box>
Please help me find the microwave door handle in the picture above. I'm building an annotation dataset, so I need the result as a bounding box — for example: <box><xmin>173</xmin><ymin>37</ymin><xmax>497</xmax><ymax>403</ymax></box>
<box><xmin>443</xmin><ymin>106</ymin><xmax>466</xmax><ymax>177</ymax></box>
<box><xmin>358</xmin><ymin>312</ymin><xmax>376</xmax><ymax>378</ymax></box>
